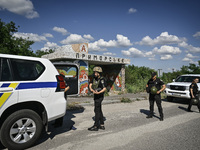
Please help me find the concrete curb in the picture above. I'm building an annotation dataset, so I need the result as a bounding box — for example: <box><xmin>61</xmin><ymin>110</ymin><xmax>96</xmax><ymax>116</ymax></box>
<box><xmin>68</xmin><ymin>97</ymin><xmax>147</xmax><ymax>107</ymax></box>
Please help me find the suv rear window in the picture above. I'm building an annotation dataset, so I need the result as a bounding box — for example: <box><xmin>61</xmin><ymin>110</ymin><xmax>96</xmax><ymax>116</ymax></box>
<box><xmin>10</xmin><ymin>59</ymin><xmax>45</xmax><ymax>81</ymax></box>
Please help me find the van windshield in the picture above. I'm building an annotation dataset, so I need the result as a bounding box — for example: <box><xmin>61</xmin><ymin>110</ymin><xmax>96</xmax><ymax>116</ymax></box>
<box><xmin>175</xmin><ymin>76</ymin><xmax>200</xmax><ymax>83</ymax></box>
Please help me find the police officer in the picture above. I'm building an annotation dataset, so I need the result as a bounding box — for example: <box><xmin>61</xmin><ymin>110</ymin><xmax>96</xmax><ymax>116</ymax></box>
<box><xmin>146</xmin><ymin>72</ymin><xmax>166</xmax><ymax>121</ymax></box>
<box><xmin>88</xmin><ymin>66</ymin><xmax>107</xmax><ymax>131</ymax></box>
<box><xmin>187</xmin><ymin>78</ymin><xmax>200</xmax><ymax>112</ymax></box>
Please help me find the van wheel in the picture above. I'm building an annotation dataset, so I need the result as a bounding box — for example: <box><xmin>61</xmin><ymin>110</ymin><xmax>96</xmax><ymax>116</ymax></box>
<box><xmin>0</xmin><ymin>109</ymin><xmax>43</xmax><ymax>150</ymax></box>
<box><xmin>167</xmin><ymin>96</ymin><xmax>173</xmax><ymax>102</ymax></box>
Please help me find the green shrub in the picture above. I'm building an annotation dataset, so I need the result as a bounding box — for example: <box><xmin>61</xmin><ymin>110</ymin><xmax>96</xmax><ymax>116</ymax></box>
<box><xmin>120</xmin><ymin>97</ymin><xmax>132</xmax><ymax>103</ymax></box>
<box><xmin>67</xmin><ymin>102</ymin><xmax>84</xmax><ymax>111</ymax></box>
<box><xmin>104</xmin><ymin>89</ymin><xmax>109</xmax><ymax>96</ymax></box>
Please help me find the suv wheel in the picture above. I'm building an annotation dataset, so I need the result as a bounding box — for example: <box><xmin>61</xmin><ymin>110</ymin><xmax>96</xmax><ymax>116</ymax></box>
<box><xmin>167</xmin><ymin>96</ymin><xmax>173</xmax><ymax>102</ymax></box>
<box><xmin>0</xmin><ymin>109</ymin><xmax>43</xmax><ymax>150</ymax></box>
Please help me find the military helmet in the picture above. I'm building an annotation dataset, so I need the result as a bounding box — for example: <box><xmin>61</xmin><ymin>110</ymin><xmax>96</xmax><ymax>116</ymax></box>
<box><xmin>93</xmin><ymin>66</ymin><xmax>102</xmax><ymax>73</ymax></box>
<box><xmin>191</xmin><ymin>98</ymin><xmax>199</xmax><ymax>105</ymax></box>
<box><xmin>150</xmin><ymin>86</ymin><xmax>158</xmax><ymax>95</ymax></box>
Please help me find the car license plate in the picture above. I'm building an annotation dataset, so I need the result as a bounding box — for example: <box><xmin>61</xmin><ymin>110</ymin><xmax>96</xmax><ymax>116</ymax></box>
<box><xmin>172</xmin><ymin>93</ymin><xmax>180</xmax><ymax>96</ymax></box>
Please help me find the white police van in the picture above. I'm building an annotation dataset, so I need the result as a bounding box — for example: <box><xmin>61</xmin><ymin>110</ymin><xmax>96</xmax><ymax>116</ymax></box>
<box><xmin>0</xmin><ymin>54</ymin><xmax>78</xmax><ymax>149</ymax></box>
<box><xmin>165</xmin><ymin>74</ymin><xmax>200</xmax><ymax>101</ymax></box>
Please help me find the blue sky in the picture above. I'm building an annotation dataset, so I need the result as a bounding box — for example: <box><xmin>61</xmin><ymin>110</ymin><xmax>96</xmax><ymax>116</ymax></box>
<box><xmin>0</xmin><ymin>0</ymin><xmax>200</xmax><ymax>72</ymax></box>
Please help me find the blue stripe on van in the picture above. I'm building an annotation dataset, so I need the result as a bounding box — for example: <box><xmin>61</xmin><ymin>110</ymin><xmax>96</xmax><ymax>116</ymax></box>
<box><xmin>0</xmin><ymin>93</ymin><xmax>3</xmax><ymax>98</ymax></box>
<box><xmin>16</xmin><ymin>82</ymin><xmax>57</xmax><ymax>90</ymax></box>
<box><xmin>1</xmin><ymin>83</ymin><xmax>10</xmax><ymax>88</ymax></box>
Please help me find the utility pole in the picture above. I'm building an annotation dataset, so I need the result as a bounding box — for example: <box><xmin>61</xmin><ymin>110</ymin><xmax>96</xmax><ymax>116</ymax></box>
<box><xmin>158</xmin><ymin>69</ymin><xmax>162</xmax><ymax>77</ymax></box>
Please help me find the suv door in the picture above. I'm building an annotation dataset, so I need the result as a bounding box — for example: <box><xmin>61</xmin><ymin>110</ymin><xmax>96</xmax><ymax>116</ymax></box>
<box><xmin>53</xmin><ymin>63</ymin><xmax>79</xmax><ymax>95</ymax></box>
<box><xmin>0</xmin><ymin>58</ymin><xmax>18</xmax><ymax>109</ymax></box>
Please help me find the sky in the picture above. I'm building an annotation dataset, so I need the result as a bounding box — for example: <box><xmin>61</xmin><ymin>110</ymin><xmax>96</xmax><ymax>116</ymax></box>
<box><xmin>0</xmin><ymin>0</ymin><xmax>200</xmax><ymax>72</ymax></box>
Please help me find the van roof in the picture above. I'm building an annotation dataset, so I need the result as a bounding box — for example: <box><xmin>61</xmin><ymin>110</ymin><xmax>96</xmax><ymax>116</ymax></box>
<box><xmin>0</xmin><ymin>54</ymin><xmax>48</xmax><ymax>61</ymax></box>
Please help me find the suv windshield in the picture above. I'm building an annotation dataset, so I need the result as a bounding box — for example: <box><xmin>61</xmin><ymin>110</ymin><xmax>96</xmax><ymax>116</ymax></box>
<box><xmin>175</xmin><ymin>76</ymin><xmax>200</xmax><ymax>83</ymax></box>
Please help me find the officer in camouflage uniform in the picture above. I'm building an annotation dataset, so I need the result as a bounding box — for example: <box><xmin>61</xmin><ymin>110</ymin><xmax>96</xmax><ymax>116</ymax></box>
<box><xmin>88</xmin><ymin>66</ymin><xmax>107</xmax><ymax>131</ymax></box>
<box><xmin>146</xmin><ymin>72</ymin><xmax>166</xmax><ymax>121</ymax></box>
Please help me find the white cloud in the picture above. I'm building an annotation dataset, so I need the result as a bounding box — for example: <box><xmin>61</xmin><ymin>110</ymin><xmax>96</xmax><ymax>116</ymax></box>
<box><xmin>83</xmin><ymin>34</ymin><xmax>94</xmax><ymax>41</ymax></box>
<box><xmin>60</xmin><ymin>34</ymin><xmax>89</xmax><ymax>45</ymax></box>
<box><xmin>148</xmin><ymin>57</ymin><xmax>156</xmax><ymax>61</ymax></box>
<box><xmin>53</xmin><ymin>26</ymin><xmax>68</xmax><ymax>35</ymax></box>
<box><xmin>122</xmin><ymin>47</ymin><xmax>145</xmax><ymax>58</ymax></box>
<box><xmin>116</xmin><ymin>34</ymin><xmax>132</xmax><ymax>47</ymax></box>
<box><xmin>88</xmin><ymin>42</ymin><xmax>107</xmax><ymax>52</ymax></box>
<box><xmin>178</xmin><ymin>41</ymin><xmax>200</xmax><ymax>53</ymax></box>
<box><xmin>193</xmin><ymin>31</ymin><xmax>200</xmax><ymax>38</ymax></box>
<box><xmin>41</xmin><ymin>42</ymin><xmax>58</xmax><ymax>51</ymax></box>
<box><xmin>43</xmin><ymin>33</ymin><xmax>53</xmax><ymax>38</ymax></box>
<box><xmin>178</xmin><ymin>41</ymin><xmax>188</xmax><ymax>47</ymax></box>
<box><xmin>137</xmin><ymin>32</ymin><xmax>186</xmax><ymax>46</ymax></box>
<box><xmin>160</xmin><ymin>55</ymin><xmax>173</xmax><ymax>60</ymax></box>
<box><xmin>182</xmin><ymin>53</ymin><xmax>199</xmax><ymax>64</ymax></box>
<box><xmin>182</xmin><ymin>57</ymin><xmax>198</xmax><ymax>64</ymax></box>
<box><xmin>0</xmin><ymin>0</ymin><xmax>39</xmax><ymax>19</ymax></box>
<box><xmin>153</xmin><ymin>45</ymin><xmax>181</xmax><ymax>55</ymax></box>
<box><xmin>182</xmin><ymin>57</ymin><xmax>191</xmax><ymax>62</ymax></box>
<box><xmin>89</xmin><ymin>34</ymin><xmax>132</xmax><ymax>51</ymax></box>
<box><xmin>145</xmin><ymin>51</ymin><xmax>155</xmax><ymax>58</ymax></box>
<box><xmin>185</xmin><ymin>53</ymin><xmax>199</xmax><ymax>59</ymax></box>
<box><xmin>128</xmin><ymin>8</ymin><xmax>137</xmax><ymax>14</ymax></box>
<box><xmin>95</xmin><ymin>39</ymin><xmax>117</xmax><ymax>47</ymax></box>
<box><xmin>103</xmin><ymin>52</ymin><xmax>116</xmax><ymax>56</ymax></box>
<box><xmin>13</xmin><ymin>32</ymin><xmax>47</xmax><ymax>42</ymax></box>
<box><xmin>121</xmin><ymin>47</ymin><xmax>156</xmax><ymax>60</ymax></box>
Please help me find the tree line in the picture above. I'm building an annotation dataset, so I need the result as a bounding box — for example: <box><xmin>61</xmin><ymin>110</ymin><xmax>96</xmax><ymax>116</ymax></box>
<box><xmin>125</xmin><ymin>62</ymin><xmax>200</xmax><ymax>93</ymax></box>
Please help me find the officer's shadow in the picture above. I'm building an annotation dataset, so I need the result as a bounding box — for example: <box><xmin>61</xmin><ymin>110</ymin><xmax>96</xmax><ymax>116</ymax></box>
<box><xmin>140</xmin><ymin>109</ymin><xmax>160</xmax><ymax>119</ymax></box>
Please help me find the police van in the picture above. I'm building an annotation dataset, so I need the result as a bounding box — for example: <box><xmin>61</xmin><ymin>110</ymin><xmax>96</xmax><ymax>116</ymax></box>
<box><xmin>165</xmin><ymin>74</ymin><xmax>200</xmax><ymax>101</ymax></box>
<box><xmin>0</xmin><ymin>54</ymin><xmax>78</xmax><ymax>149</ymax></box>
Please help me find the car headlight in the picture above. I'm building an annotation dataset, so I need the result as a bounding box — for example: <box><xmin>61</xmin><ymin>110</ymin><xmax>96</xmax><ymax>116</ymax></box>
<box><xmin>185</xmin><ymin>86</ymin><xmax>190</xmax><ymax>90</ymax></box>
<box><xmin>166</xmin><ymin>84</ymin><xmax>170</xmax><ymax>89</ymax></box>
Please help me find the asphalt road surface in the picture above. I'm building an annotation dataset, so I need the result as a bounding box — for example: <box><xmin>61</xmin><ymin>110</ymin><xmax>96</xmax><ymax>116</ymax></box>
<box><xmin>4</xmin><ymin>98</ymin><xmax>200</xmax><ymax>150</ymax></box>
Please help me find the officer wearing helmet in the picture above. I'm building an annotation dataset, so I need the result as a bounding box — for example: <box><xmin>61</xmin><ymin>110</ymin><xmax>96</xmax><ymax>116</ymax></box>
<box><xmin>88</xmin><ymin>66</ymin><xmax>107</xmax><ymax>131</ymax></box>
<box><xmin>187</xmin><ymin>78</ymin><xmax>200</xmax><ymax>112</ymax></box>
<box><xmin>146</xmin><ymin>72</ymin><xmax>166</xmax><ymax>121</ymax></box>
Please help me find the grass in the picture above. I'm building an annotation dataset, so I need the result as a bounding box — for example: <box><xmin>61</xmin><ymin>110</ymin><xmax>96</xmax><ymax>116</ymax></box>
<box><xmin>161</xmin><ymin>92</ymin><xmax>167</xmax><ymax>99</ymax></box>
<box><xmin>67</xmin><ymin>102</ymin><xmax>84</xmax><ymax>111</ymax></box>
<box><xmin>136</xmin><ymin>98</ymin><xmax>141</xmax><ymax>101</ymax></box>
<box><xmin>120</xmin><ymin>97</ymin><xmax>132</xmax><ymax>103</ymax></box>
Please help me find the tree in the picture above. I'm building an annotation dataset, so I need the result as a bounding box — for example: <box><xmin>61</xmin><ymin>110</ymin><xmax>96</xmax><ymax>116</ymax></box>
<box><xmin>0</xmin><ymin>19</ymin><xmax>35</xmax><ymax>56</ymax></box>
<box><xmin>35</xmin><ymin>49</ymin><xmax>54</xmax><ymax>58</ymax></box>
<box><xmin>161</xmin><ymin>61</ymin><xmax>200</xmax><ymax>83</ymax></box>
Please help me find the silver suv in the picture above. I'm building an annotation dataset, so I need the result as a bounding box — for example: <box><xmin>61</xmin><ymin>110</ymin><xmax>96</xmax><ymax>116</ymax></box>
<box><xmin>165</xmin><ymin>74</ymin><xmax>200</xmax><ymax>101</ymax></box>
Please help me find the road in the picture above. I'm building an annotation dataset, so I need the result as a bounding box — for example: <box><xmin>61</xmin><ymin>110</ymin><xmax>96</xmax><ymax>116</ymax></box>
<box><xmin>16</xmin><ymin>99</ymin><xmax>200</xmax><ymax>149</ymax></box>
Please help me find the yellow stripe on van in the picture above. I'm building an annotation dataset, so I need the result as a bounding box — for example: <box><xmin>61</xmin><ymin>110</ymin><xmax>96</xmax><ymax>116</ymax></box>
<box><xmin>9</xmin><ymin>83</ymin><xmax>19</xmax><ymax>89</ymax></box>
<box><xmin>0</xmin><ymin>83</ymin><xmax>19</xmax><ymax>108</ymax></box>
<box><xmin>0</xmin><ymin>92</ymin><xmax>12</xmax><ymax>108</ymax></box>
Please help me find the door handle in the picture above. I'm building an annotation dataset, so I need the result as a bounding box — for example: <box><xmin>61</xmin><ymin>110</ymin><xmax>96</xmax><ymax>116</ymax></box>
<box><xmin>0</xmin><ymin>87</ymin><xmax>14</xmax><ymax>92</ymax></box>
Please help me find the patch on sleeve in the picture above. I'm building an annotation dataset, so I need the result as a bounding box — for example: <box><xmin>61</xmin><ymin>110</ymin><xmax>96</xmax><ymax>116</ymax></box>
<box><xmin>101</xmin><ymin>80</ymin><xmax>104</xmax><ymax>84</ymax></box>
